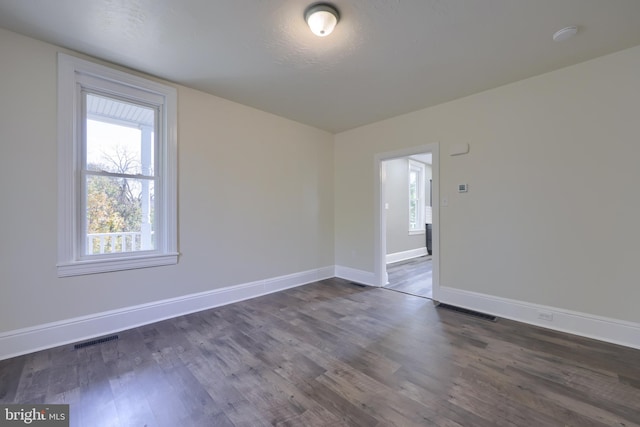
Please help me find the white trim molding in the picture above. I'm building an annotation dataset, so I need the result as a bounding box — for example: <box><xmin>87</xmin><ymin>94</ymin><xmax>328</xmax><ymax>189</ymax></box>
<box><xmin>386</xmin><ymin>247</ymin><xmax>428</xmax><ymax>264</ymax></box>
<box><xmin>375</xmin><ymin>143</ymin><xmax>440</xmax><ymax>294</ymax></box>
<box><xmin>438</xmin><ymin>286</ymin><xmax>640</xmax><ymax>350</ymax></box>
<box><xmin>334</xmin><ymin>265</ymin><xmax>379</xmax><ymax>287</ymax></box>
<box><xmin>57</xmin><ymin>253</ymin><xmax>179</xmax><ymax>277</ymax></box>
<box><xmin>57</xmin><ymin>53</ymin><xmax>178</xmax><ymax>277</ymax></box>
<box><xmin>0</xmin><ymin>266</ymin><xmax>334</xmax><ymax>361</ymax></box>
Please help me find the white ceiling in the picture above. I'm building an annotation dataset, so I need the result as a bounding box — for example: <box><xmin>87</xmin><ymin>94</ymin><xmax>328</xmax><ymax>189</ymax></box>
<box><xmin>1</xmin><ymin>0</ymin><xmax>639</xmax><ymax>133</ymax></box>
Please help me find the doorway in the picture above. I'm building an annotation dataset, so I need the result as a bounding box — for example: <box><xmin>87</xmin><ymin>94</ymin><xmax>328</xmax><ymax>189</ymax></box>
<box><xmin>385</xmin><ymin>256</ymin><xmax>434</xmax><ymax>298</ymax></box>
<box><xmin>374</xmin><ymin>144</ymin><xmax>439</xmax><ymax>300</ymax></box>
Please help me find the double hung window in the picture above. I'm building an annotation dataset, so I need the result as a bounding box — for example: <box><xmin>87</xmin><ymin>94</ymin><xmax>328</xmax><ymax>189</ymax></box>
<box><xmin>57</xmin><ymin>54</ymin><xmax>177</xmax><ymax>276</ymax></box>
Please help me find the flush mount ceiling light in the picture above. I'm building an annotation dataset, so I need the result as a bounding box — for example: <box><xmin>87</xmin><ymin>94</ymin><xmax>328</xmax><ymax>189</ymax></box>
<box><xmin>553</xmin><ymin>26</ymin><xmax>578</xmax><ymax>42</ymax></box>
<box><xmin>305</xmin><ymin>3</ymin><xmax>340</xmax><ymax>37</ymax></box>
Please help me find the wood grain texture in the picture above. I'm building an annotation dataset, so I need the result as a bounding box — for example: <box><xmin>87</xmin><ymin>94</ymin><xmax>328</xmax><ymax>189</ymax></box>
<box><xmin>386</xmin><ymin>256</ymin><xmax>433</xmax><ymax>298</ymax></box>
<box><xmin>1</xmin><ymin>278</ymin><xmax>639</xmax><ymax>426</ymax></box>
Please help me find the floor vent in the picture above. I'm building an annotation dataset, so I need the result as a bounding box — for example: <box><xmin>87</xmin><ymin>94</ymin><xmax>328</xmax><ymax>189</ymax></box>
<box><xmin>73</xmin><ymin>334</ymin><xmax>119</xmax><ymax>350</ymax></box>
<box><xmin>436</xmin><ymin>303</ymin><xmax>497</xmax><ymax>322</ymax></box>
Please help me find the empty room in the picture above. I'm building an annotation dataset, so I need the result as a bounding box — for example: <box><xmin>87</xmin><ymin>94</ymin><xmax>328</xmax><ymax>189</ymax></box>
<box><xmin>1</xmin><ymin>1</ymin><xmax>639</xmax><ymax>426</ymax></box>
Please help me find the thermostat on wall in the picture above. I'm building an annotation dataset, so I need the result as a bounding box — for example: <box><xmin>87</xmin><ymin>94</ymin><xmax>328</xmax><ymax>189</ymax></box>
<box><xmin>458</xmin><ymin>183</ymin><xmax>468</xmax><ymax>193</ymax></box>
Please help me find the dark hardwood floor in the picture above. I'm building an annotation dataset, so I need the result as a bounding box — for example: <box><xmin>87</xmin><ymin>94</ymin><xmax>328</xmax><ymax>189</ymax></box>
<box><xmin>1</xmin><ymin>278</ymin><xmax>639</xmax><ymax>426</ymax></box>
<box><xmin>386</xmin><ymin>256</ymin><xmax>433</xmax><ymax>298</ymax></box>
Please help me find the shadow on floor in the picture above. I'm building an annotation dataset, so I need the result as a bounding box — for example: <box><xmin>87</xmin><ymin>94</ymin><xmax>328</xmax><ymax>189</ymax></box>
<box><xmin>385</xmin><ymin>255</ymin><xmax>432</xmax><ymax>299</ymax></box>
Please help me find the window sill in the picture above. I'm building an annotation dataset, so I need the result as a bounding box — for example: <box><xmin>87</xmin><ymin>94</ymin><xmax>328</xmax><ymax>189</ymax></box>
<box><xmin>408</xmin><ymin>229</ymin><xmax>425</xmax><ymax>236</ymax></box>
<box><xmin>57</xmin><ymin>252</ymin><xmax>179</xmax><ymax>277</ymax></box>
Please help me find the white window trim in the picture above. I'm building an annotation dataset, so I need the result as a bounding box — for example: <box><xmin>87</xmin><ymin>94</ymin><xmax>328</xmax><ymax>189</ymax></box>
<box><xmin>57</xmin><ymin>53</ymin><xmax>178</xmax><ymax>277</ymax></box>
<box><xmin>408</xmin><ymin>159</ymin><xmax>426</xmax><ymax>234</ymax></box>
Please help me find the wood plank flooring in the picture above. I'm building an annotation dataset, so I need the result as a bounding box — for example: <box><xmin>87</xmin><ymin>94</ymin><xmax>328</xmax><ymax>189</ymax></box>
<box><xmin>386</xmin><ymin>256</ymin><xmax>433</xmax><ymax>298</ymax></box>
<box><xmin>1</xmin><ymin>278</ymin><xmax>639</xmax><ymax>426</ymax></box>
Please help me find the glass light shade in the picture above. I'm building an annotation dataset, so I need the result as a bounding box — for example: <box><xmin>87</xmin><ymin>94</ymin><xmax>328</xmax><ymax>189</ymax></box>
<box><xmin>306</xmin><ymin>8</ymin><xmax>338</xmax><ymax>37</ymax></box>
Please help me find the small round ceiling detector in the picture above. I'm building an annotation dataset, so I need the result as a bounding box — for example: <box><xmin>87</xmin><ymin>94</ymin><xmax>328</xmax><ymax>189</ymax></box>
<box><xmin>553</xmin><ymin>26</ymin><xmax>578</xmax><ymax>42</ymax></box>
<box><xmin>305</xmin><ymin>3</ymin><xmax>340</xmax><ymax>37</ymax></box>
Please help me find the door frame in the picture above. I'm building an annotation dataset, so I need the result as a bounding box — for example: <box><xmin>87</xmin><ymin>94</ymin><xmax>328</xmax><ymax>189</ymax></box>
<box><xmin>374</xmin><ymin>143</ymin><xmax>440</xmax><ymax>300</ymax></box>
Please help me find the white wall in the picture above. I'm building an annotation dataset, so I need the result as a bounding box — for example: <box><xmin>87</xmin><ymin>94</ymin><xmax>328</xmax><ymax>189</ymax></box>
<box><xmin>384</xmin><ymin>158</ymin><xmax>425</xmax><ymax>255</ymax></box>
<box><xmin>2</xmin><ymin>27</ymin><xmax>639</xmax><ymax>352</ymax></box>
<box><xmin>0</xmin><ymin>28</ymin><xmax>334</xmax><ymax>334</ymax></box>
<box><xmin>335</xmin><ymin>44</ymin><xmax>640</xmax><ymax>325</ymax></box>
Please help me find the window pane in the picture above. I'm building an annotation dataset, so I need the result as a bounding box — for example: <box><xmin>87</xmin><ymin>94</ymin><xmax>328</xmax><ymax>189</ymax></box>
<box><xmin>85</xmin><ymin>93</ymin><xmax>155</xmax><ymax>176</ymax></box>
<box><xmin>409</xmin><ymin>200</ymin><xmax>417</xmax><ymax>228</ymax></box>
<box><xmin>85</xmin><ymin>175</ymin><xmax>155</xmax><ymax>255</ymax></box>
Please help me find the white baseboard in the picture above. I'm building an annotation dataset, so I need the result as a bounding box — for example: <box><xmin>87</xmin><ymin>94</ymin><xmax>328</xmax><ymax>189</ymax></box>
<box><xmin>334</xmin><ymin>265</ymin><xmax>378</xmax><ymax>287</ymax></box>
<box><xmin>5</xmin><ymin>270</ymin><xmax>637</xmax><ymax>361</ymax></box>
<box><xmin>0</xmin><ymin>266</ymin><xmax>335</xmax><ymax>361</ymax></box>
<box><xmin>386</xmin><ymin>247</ymin><xmax>428</xmax><ymax>264</ymax></box>
<box><xmin>438</xmin><ymin>286</ymin><xmax>640</xmax><ymax>350</ymax></box>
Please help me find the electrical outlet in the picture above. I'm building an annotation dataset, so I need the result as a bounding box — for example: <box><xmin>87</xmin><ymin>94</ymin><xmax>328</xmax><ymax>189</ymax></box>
<box><xmin>538</xmin><ymin>311</ymin><xmax>554</xmax><ymax>322</ymax></box>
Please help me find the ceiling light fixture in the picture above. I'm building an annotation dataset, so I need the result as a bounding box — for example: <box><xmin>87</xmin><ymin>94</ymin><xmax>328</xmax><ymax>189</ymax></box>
<box><xmin>552</xmin><ymin>26</ymin><xmax>578</xmax><ymax>42</ymax></box>
<box><xmin>305</xmin><ymin>3</ymin><xmax>340</xmax><ymax>37</ymax></box>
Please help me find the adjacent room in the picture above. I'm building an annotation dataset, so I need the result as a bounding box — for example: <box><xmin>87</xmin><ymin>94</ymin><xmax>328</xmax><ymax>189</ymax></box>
<box><xmin>383</xmin><ymin>154</ymin><xmax>434</xmax><ymax>299</ymax></box>
<box><xmin>1</xmin><ymin>1</ymin><xmax>639</xmax><ymax>426</ymax></box>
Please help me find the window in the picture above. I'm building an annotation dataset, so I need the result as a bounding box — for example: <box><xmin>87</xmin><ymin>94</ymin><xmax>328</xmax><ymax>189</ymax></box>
<box><xmin>408</xmin><ymin>159</ymin><xmax>426</xmax><ymax>234</ymax></box>
<box><xmin>57</xmin><ymin>53</ymin><xmax>177</xmax><ymax>276</ymax></box>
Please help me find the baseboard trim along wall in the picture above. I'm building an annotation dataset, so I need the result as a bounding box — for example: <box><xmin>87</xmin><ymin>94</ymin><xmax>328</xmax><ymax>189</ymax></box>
<box><xmin>0</xmin><ymin>266</ymin><xmax>335</xmax><ymax>361</ymax></box>
<box><xmin>334</xmin><ymin>265</ymin><xmax>379</xmax><ymax>287</ymax></box>
<box><xmin>386</xmin><ymin>247</ymin><xmax>428</xmax><ymax>264</ymax></box>
<box><xmin>3</xmin><ymin>270</ymin><xmax>638</xmax><ymax>360</ymax></box>
<box><xmin>438</xmin><ymin>286</ymin><xmax>640</xmax><ymax>350</ymax></box>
